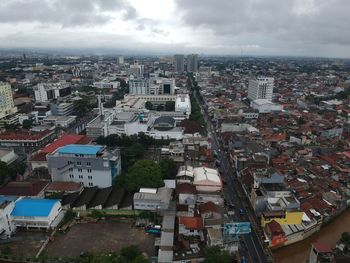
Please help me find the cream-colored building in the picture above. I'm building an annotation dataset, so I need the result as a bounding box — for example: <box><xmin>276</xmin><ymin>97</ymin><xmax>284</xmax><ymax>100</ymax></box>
<box><xmin>0</xmin><ymin>82</ymin><xmax>17</xmax><ymax>119</ymax></box>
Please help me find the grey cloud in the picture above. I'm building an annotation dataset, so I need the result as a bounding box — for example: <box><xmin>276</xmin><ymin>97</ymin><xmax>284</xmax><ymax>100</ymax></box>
<box><xmin>0</xmin><ymin>0</ymin><xmax>137</xmax><ymax>27</ymax></box>
<box><xmin>175</xmin><ymin>0</ymin><xmax>350</xmax><ymax>49</ymax></box>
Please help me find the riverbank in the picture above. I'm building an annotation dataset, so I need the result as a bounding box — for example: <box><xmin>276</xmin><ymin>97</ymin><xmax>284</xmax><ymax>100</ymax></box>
<box><xmin>273</xmin><ymin>208</ymin><xmax>350</xmax><ymax>263</ymax></box>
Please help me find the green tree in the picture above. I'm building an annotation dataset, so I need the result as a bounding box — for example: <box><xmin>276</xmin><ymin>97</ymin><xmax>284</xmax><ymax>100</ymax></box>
<box><xmin>0</xmin><ymin>161</ymin><xmax>15</xmax><ymax>185</ymax></box>
<box><xmin>341</xmin><ymin>232</ymin><xmax>350</xmax><ymax>245</ymax></box>
<box><xmin>125</xmin><ymin>160</ymin><xmax>164</xmax><ymax>192</ymax></box>
<box><xmin>74</xmin><ymin>98</ymin><xmax>90</xmax><ymax>117</ymax></box>
<box><xmin>156</xmin><ymin>104</ymin><xmax>164</xmax><ymax>111</ymax></box>
<box><xmin>159</xmin><ymin>158</ymin><xmax>177</xmax><ymax>179</ymax></box>
<box><xmin>145</xmin><ymin>101</ymin><xmax>153</xmax><ymax>110</ymax></box>
<box><xmin>22</xmin><ymin>119</ymin><xmax>33</xmax><ymax>129</ymax></box>
<box><xmin>204</xmin><ymin>246</ymin><xmax>231</xmax><ymax>263</ymax></box>
<box><xmin>165</xmin><ymin>101</ymin><xmax>175</xmax><ymax>111</ymax></box>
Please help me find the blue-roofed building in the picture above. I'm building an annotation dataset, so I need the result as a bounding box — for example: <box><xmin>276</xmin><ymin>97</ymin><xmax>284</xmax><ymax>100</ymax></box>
<box><xmin>47</xmin><ymin>144</ymin><xmax>121</xmax><ymax>188</ymax></box>
<box><xmin>11</xmin><ymin>198</ymin><xmax>63</xmax><ymax>229</ymax></box>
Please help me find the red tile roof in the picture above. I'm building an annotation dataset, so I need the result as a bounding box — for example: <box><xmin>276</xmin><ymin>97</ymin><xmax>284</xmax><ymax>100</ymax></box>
<box><xmin>41</xmin><ymin>134</ymin><xmax>91</xmax><ymax>154</ymax></box>
<box><xmin>0</xmin><ymin>181</ymin><xmax>49</xmax><ymax>196</ymax></box>
<box><xmin>312</xmin><ymin>242</ymin><xmax>332</xmax><ymax>253</ymax></box>
<box><xmin>46</xmin><ymin>181</ymin><xmax>82</xmax><ymax>192</ymax></box>
<box><xmin>176</xmin><ymin>183</ymin><xmax>197</xmax><ymax>195</ymax></box>
<box><xmin>179</xmin><ymin>216</ymin><xmax>204</xmax><ymax>230</ymax></box>
<box><xmin>199</xmin><ymin>201</ymin><xmax>218</xmax><ymax>214</ymax></box>
<box><xmin>266</xmin><ymin>220</ymin><xmax>284</xmax><ymax>235</ymax></box>
<box><xmin>0</xmin><ymin>129</ymin><xmax>52</xmax><ymax>141</ymax></box>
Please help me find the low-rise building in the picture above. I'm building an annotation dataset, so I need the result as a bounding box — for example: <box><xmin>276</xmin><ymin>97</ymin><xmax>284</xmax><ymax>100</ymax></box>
<box><xmin>133</xmin><ymin>187</ymin><xmax>172</xmax><ymax>211</ymax></box>
<box><xmin>11</xmin><ymin>198</ymin><xmax>63</xmax><ymax>229</ymax></box>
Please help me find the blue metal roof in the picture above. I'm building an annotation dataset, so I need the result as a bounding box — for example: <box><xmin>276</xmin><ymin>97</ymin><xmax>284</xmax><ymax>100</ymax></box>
<box><xmin>11</xmin><ymin>198</ymin><xmax>60</xmax><ymax>217</ymax></box>
<box><xmin>57</xmin><ymin>144</ymin><xmax>102</xmax><ymax>155</ymax></box>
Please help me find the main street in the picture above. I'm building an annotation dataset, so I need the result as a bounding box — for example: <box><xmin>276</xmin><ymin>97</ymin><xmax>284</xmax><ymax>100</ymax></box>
<box><xmin>199</xmin><ymin>95</ymin><xmax>269</xmax><ymax>263</ymax></box>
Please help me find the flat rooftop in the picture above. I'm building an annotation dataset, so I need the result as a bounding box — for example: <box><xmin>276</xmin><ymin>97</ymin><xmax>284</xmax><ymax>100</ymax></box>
<box><xmin>57</xmin><ymin>144</ymin><xmax>103</xmax><ymax>155</ymax></box>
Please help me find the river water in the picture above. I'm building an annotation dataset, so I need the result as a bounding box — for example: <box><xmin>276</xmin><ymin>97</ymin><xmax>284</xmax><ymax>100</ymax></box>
<box><xmin>273</xmin><ymin>209</ymin><xmax>350</xmax><ymax>263</ymax></box>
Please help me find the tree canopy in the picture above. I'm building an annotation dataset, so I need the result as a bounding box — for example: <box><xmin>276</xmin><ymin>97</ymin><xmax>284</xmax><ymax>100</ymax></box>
<box><xmin>159</xmin><ymin>158</ymin><xmax>177</xmax><ymax>179</ymax></box>
<box><xmin>165</xmin><ymin>101</ymin><xmax>175</xmax><ymax>111</ymax></box>
<box><xmin>125</xmin><ymin>160</ymin><xmax>164</xmax><ymax>192</ymax></box>
<box><xmin>204</xmin><ymin>246</ymin><xmax>231</xmax><ymax>263</ymax></box>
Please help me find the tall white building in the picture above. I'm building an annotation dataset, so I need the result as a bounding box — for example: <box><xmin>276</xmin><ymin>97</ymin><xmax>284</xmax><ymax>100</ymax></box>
<box><xmin>248</xmin><ymin>77</ymin><xmax>274</xmax><ymax>101</ymax></box>
<box><xmin>187</xmin><ymin>54</ymin><xmax>199</xmax><ymax>72</ymax></box>
<box><xmin>0</xmin><ymin>82</ymin><xmax>17</xmax><ymax>120</ymax></box>
<box><xmin>47</xmin><ymin>144</ymin><xmax>121</xmax><ymax>188</ymax></box>
<box><xmin>34</xmin><ymin>81</ymin><xmax>71</xmax><ymax>103</ymax></box>
<box><xmin>174</xmin><ymin>54</ymin><xmax>185</xmax><ymax>74</ymax></box>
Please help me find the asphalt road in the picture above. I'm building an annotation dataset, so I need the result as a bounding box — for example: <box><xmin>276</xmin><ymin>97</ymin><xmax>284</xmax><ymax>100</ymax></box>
<box><xmin>200</xmin><ymin>99</ymin><xmax>269</xmax><ymax>263</ymax></box>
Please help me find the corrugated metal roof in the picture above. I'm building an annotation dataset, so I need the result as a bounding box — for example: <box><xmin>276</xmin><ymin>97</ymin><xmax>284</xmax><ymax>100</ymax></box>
<box><xmin>11</xmin><ymin>198</ymin><xmax>59</xmax><ymax>217</ymax></box>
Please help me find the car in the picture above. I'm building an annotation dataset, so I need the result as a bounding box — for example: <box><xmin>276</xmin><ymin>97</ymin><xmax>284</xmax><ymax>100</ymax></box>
<box><xmin>227</xmin><ymin>210</ymin><xmax>235</xmax><ymax>216</ymax></box>
<box><xmin>228</xmin><ymin>203</ymin><xmax>235</xmax><ymax>209</ymax></box>
<box><xmin>239</xmin><ymin>208</ymin><xmax>245</xmax><ymax>216</ymax></box>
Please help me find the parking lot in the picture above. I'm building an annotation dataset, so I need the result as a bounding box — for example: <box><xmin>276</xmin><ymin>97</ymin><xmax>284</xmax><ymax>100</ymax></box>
<box><xmin>44</xmin><ymin>221</ymin><xmax>156</xmax><ymax>258</ymax></box>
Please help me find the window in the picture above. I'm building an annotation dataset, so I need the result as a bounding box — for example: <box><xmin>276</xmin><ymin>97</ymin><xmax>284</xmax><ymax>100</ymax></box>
<box><xmin>68</xmin><ymin>161</ymin><xmax>73</xmax><ymax>165</ymax></box>
<box><xmin>69</xmin><ymin>174</ymin><xmax>74</xmax><ymax>178</ymax></box>
<box><xmin>87</xmin><ymin>169</ymin><xmax>92</xmax><ymax>173</ymax></box>
<box><xmin>86</xmin><ymin>162</ymin><xmax>91</xmax><ymax>166</ymax></box>
<box><xmin>77</xmin><ymin>161</ymin><xmax>81</xmax><ymax>166</ymax></box>
<box><xmin>88</xmin><ymin>176</ymin><xmax>92</xmax><ymax>180</ymax></box>
<box><xmin>78</xmin><ymin>168</ymin><xmax>82</xmax><ymax>172</ymax></box>
<box><xmin>69</xmin><ymin>168</ymin><xmax>73</xmax><ymax>171</ymax></box>
<box><xmin>88</xmin><ymin>182</ymin><xmax>93</xmax><ymax>186</ymax></box>
<box><xmin>79</xmin><ymin>175</ymin><xmax>83</xmax><ymax>179</ymax></box>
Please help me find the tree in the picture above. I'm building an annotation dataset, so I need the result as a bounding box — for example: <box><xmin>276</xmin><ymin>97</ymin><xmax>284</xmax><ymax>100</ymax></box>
<box><xmin>145</xmin><ymin>101</ymin><xmax>153</xmax><ymax>110</ymax></box>
<box><xmin>125</xmin><ymin>160</ymin><xmax>164</xmax><ymax>192</ymax></box>
<box><xmin>74</xmin><ymin>98</ymin><xmax>90</xmax><ymax>117</ymax></box>
<box><xmin>159</xmin><ymin>158</ymin><xmax>177</xmax><ymax>179</ymax></box>
<box><xmin>22</xmin><ymin>119</ymin><xmax>33</xmax><ymax>130</ymax></box>
<box><xmin>341</xmin><ymin>232</ymin><xmax>350</xmax><ymax>245</ymax></box>
<box><xmin>156</xmin><ymin>104</ymin><xmax>164</xmax><ymax>111</ymax></box>
<box><xmin>165</xmin><ymin>101</ymin><xmax>175</xmax><ymax>111</ymax></box>
<box><xmin>204</xmin><ymin>246</ymin><xmax>231</xmax><ymax>263</ymax></box>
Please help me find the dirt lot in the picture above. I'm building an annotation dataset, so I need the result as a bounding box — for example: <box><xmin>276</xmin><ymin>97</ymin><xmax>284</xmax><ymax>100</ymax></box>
<box><xmin>0</xmin><ymin>230</ymin><xmax>47</xmax><ymax>257</ymax></box>
<box><xmin>45</xmin><ymin>221</ymin><xmax>156</xmax><ymax>257</ymax></box>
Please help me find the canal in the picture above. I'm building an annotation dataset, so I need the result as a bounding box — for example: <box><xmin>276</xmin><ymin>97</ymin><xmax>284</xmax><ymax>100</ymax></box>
<box><xmin>273</xmin><ymin>209</ymin><xmax>350</xmax><ymax>263</ymax></box>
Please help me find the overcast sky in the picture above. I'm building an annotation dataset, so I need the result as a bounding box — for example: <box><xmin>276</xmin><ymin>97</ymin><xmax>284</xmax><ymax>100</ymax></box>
<box><xmin>0</xmin><ymin>0</ymin><xmax>349</xmax><ymax>58</ymax></box>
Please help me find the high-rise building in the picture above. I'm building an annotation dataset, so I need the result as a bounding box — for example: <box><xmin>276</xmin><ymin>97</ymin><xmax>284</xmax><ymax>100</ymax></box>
<box><xmin>118</xmin><ymin>56</ymin><xmax>124</xmax><ymax>65</ymax></box>
<box><xmin>0</xmin><ymin>82</ymin><xmax>17</xmax><ymax>120</ymax></box>
<box><xmin>187</xmin><ymin>54</ymin><xmax>199</xmax><ymax>72</ymax></box>
<box><xmin>248</xmin><ymin>77</ymin><xmax>274</xmax><ymax>101</ymax></box>
<box><xmin>174</xmin><ymin>54</ymin><xmax>185</xmax><ymax>74</ymax></box>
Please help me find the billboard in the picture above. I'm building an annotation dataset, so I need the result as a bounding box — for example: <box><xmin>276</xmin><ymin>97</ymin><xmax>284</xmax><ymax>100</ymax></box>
<box><xmin>223</xmin><ymin>222</ymin><xmax>251</xmax><ymax>241</ymax></box>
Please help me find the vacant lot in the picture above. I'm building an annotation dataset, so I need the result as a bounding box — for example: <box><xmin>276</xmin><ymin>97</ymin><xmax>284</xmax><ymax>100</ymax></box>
<box><xmin>45</xmin><ymin>221</ymin><xmax>156</xmax><ymax>257</ymax></box>
<box><xmin>0</xmin><ymin>230</ymin><xmax>47</xmax><ymax>258</ymax></box>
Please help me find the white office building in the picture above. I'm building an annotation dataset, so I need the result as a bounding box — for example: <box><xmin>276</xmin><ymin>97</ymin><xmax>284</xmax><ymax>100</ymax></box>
<box><xmin>0</xmin><ymin>82</ymin><xmax>17</xmax><ymax>119</ymax></box>
<box><xmin>47</xmin><ymin>144</ymin><xmax>121</xmax><ymax>188</ymax></box>
<box><xmin>34</xmin><ymin>81</ymin><xmax>72</xmax><ymax>103</ymax></box>
<box><xmin>248</xmin><ymin>77</ymin><xmax>274</xmax><ymax>101</ymax></box>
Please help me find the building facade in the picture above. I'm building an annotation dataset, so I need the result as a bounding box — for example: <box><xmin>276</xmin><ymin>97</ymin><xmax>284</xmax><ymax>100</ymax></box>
<box><xmin>174</xmin><ymin>54</ymin><xmax>185</xmax><ymax>74</ymax></box>
<box><xmin>34</xmin><ymin>81</ymin><xmax>71</xmax><ymax>103</ymax></box>
<box><xmin>248</xmin><ymin>77</ymin><xmax>274</xmax><ymax>101</ymax></box>
<box><xmin>0</xmin><ymin>82</ymin><xmax>17</xmax><ymax>120</ymax></box>
<box><xmin>47</xmin><ymin>144</ymin><xmax>121</xmax><ymax>188</ymax></box>
<box><xmin>187</xmin><ymin>54</ymin><xmax>199</xmax><ymax>72</ymax></box>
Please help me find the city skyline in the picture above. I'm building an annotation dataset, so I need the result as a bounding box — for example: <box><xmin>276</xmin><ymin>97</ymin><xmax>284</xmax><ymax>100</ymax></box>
<box><xmin>0</xmin><ymin>0</ymin><xmax>350</xmax><ymax>58</ymax></box>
